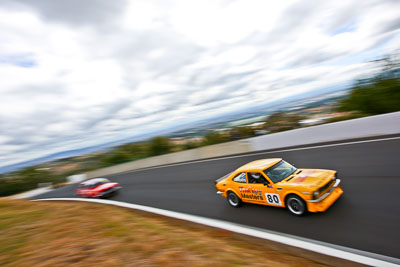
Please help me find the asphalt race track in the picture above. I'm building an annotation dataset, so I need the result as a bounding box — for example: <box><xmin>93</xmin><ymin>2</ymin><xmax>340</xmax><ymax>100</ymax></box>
<box><xmin>35</xmin><ymin>136</ymin><xmax>400</xmax><ymax>259</ymax></box>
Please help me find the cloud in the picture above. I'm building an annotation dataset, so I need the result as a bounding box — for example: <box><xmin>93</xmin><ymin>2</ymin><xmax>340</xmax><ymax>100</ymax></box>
<box><xmin>1</xmin><ymin>0</ymin><xmax>128</xmax><ymax>28</ymax></box>
<box><xmin>0</xmin><ymin>0</ymin><xmax>400</xmax><ymax>168</ymax></box>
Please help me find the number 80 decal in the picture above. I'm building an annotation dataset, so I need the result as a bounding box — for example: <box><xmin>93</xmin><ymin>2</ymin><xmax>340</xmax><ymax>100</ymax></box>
<box><xmin>265</xmin><ymin>193</ymin><xmax>282</xmax><ymax>205</ymax></box>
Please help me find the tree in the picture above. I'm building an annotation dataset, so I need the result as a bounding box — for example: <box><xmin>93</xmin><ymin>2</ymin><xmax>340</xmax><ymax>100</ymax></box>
<box><xmin>263</xmin><ymin>112</ymin><xmax>305</xmax><ymax>133</ymax></box>
<box><xmin>337</xmin><ymin>78</ymin><xmax>400</xmax><ymax>115</ymax></box>
<box><xmin>230</xmin><ymin>126</ymin><xmax>255</xmax><ymax>140</ymax></box>
<box><xmin>149</xmin><ymin>137</ymin><xmax>171</xmax><ymax>156</ymax></box>
<box><xmin>118</xmin><ymin>143</ymin><xmax>148</xmax><ymax>159</ymax></box>
<box><xmin>0</xmin><ymin>167</ymin><xmax>55</xmax><ymax>197</ymax></box>
<box><xmin>337</xmin><ymin>53</ymin><xmax>400</xmax><ymax>115</ymax></box>
<box><xmin>100</xmin><ymin>151</ymin><xmax>132</xmax><ymax>166</ymax></box>
<box><xmin>203</xmin><ymin>133</ymin><xmax>228</xmax><ymax>146</ymax></box>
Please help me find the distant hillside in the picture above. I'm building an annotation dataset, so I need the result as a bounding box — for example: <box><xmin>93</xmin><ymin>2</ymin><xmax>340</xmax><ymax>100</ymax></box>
<box><xmin>0</xmin><ymin>83</ymin><xmax>350</xmax><ymax>174</ymax></box>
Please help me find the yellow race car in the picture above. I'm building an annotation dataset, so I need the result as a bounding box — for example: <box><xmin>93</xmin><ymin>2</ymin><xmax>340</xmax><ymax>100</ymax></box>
<box><xmin>215</xmin><ymin>158</ymin><xmax>343</xmax><ymax>216</ymax></box>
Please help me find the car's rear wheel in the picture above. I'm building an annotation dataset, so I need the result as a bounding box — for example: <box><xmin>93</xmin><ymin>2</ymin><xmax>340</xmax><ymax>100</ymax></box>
<box><xmin>227</xmin><ymin>192</ymin><xmax>241</xmax><ymax>208</ymax></box>
<box><xmin>286</xmin><ymin>195</ymin><xmax>307</xmax><ymax>216</ymax></box>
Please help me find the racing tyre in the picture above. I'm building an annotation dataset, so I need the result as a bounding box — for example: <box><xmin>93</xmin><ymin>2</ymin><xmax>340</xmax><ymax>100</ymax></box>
<box><xmin>286</xmin><ymin>195</ymin><xmax>307</xmax><ymax>216</ymax></box>
<box><xmin>227</xmin><ymin>192</ymin><xmax>241</xmax><ymax>208</ymax></box>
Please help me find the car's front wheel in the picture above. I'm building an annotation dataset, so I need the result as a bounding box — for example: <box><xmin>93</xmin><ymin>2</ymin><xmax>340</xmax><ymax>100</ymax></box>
<box><xmin>227</xmin><ymin>192</ymin><xmax>241</xmax><ymax>208</ymax></box>
<box><xmin>286</xmin><ymin>195</ymin><xmax>307</xmax><ymax>216</ymax></box>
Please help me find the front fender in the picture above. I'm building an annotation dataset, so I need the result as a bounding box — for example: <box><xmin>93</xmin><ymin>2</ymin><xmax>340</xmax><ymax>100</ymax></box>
<box><xmin>281</xmin><ymin>190</ymin><xmax>309</xmax><ymax>208</ymax></box>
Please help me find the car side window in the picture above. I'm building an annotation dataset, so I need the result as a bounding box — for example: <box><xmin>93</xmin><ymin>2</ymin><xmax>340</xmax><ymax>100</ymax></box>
<box><xmin>232</xmin><ymin>172</ymin><xmax>247</xmax><ymax>183</ymax></box>
<box><xmin>248</xmin><ymin>172</ymin><xmax>268</xmax><ymax>184</ymax></box>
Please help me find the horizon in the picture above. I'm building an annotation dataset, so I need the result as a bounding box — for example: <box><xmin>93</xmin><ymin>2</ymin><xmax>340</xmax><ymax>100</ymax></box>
<box><xmin>0</xmin><ymin>86</ymin><xmax>354</xmax><ymax>174</ymax></box>
<box><xmin>1</xmin><ymin>0</ymin><xmax>400</xmax><ymax>171</ymax></box>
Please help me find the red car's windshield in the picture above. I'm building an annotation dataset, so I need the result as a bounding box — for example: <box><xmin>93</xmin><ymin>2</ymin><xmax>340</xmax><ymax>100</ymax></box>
<box><xmin>79</xmin><ymin>178</ymin><xmax>110</xmax><ymax>189</ymax></box>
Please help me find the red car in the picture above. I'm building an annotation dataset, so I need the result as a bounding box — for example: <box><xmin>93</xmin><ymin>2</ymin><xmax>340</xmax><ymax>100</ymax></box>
<box><xmin>76</xmin><ymin>178</ymin><xmax>121</xmax><ymax>198</ymax></box>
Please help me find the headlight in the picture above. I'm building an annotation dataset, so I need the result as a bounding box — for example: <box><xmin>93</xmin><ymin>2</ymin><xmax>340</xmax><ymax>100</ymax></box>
<box><xmin>313</xmin><ymin>190</ymin><xmax>319</xmax><ymax>197</ymax></box>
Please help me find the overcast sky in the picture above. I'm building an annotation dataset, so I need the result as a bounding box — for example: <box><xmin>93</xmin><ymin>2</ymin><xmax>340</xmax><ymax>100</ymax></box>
<box><xmin>0</xmin><ymin>0</ymin><xmax>399</xmax><ymax>168</ymax></box>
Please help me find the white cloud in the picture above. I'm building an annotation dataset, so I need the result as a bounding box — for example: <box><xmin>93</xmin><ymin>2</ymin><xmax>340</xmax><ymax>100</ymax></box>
<box><xmin>0</xmin><ymin>0</ymin><xmax>399</xmax><ymax>169</ymax></box>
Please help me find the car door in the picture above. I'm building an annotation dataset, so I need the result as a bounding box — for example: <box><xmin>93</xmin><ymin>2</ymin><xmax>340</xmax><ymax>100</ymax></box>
<box><xmin>244</xmin><ymin>172</ymin><xmax>268</xmax><ymax>204</ymax></box>
<box><xmin>79</xmin><ymin>185</ymin><xmax>92</xmax><ymax>197</ymax></box>
<box><xmin>247</xmin><ymin>172</ymin><xmax>284</xmax><ymax>206</ymax></box>
<box><xmin>230</xmin><ymin>172</ymin><xmax>260</xmax><ymax>203</ymax></box>
<box><xmin>230</xmin><ymin>172</ymin><xmax>248</xmax><ymax>200</ymax></box>
<box><xmin>241</xmin><ymin>182</ymin><xmax>265</xmax><ymax>203</ymax></box>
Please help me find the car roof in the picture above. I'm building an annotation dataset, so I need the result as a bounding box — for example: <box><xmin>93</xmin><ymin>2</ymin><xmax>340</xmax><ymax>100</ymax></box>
<box><xmin>80</xmin><ymin>178</ymin><xmax>110</xmax><ymax>185</ymax></box>
<box><xmin>236</xmin><ymin>158</ymin><xmax>282</xmax><ymax>172</ymax></box>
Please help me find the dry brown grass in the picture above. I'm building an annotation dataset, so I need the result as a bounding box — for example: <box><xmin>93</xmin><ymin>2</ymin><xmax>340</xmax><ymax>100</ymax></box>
<box><xmin>0</xmin><ymin>199</ymin><xmax>330</xmax><ymax>266</ymax></box>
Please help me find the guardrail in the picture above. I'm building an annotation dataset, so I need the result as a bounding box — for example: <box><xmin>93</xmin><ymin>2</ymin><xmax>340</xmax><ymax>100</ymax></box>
<box><xmin>250</xmin><ymin>111</ymin><xmax>400</xmax><ymax>151</ymax></box>
<box><xmin>85</xmin><ymin>111</ymin><xmax>400</xmax><ymax>179</ymax></box>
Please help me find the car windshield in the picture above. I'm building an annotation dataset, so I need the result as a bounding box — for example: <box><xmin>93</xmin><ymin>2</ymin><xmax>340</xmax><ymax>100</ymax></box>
<box><xmin>80</xmin><ymin>178</ymin><xmax>110</xmax><ymax>188</ymax></box>
<box><xmin>263</xmin><ymin>160</ymin><xmax>297</xmax><ymax>183</ymax></box>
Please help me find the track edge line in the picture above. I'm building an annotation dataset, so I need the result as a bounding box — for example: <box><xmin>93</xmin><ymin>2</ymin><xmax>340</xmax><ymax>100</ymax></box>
<box><xmin>34</xmin><ymin>198</ymin><xmax>400</xmax><ymax>267</ymax></box>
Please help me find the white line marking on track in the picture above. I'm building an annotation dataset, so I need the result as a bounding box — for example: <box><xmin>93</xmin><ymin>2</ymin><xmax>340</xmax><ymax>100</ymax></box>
<box><xmin>35</xmin><ymin>198</ymin><xmax>400</xmax><ymax>267</ymax></box>
<box><xmin>119</xmin><ymin>136</ymin><xmax>400</xmax><ymax>175</ymax></box>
